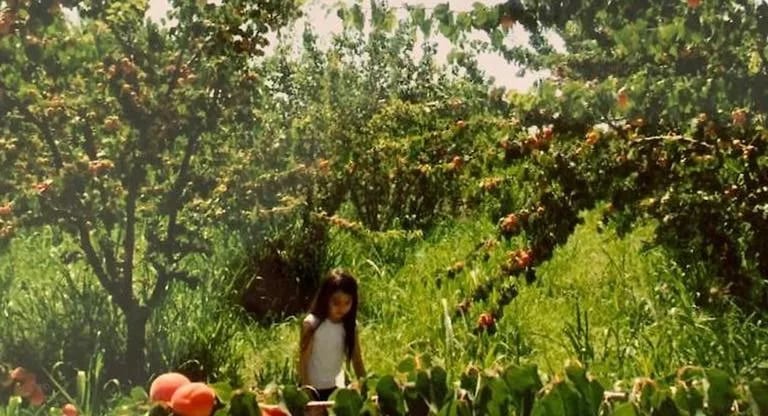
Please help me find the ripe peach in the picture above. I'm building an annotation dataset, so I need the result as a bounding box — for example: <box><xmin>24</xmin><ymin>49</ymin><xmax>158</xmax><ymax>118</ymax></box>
<box><xmin>149</xmin><ymin>372</ymin><xmax>191</xmax><ymax>404</ymax></box>
<box><xmin>62</xmin><ymin>403</ymin><xmax>78</xmax><ymax>416</ymax></box>
<box><xmin>170</xmin><ymin>382</ymin><xmax>216</xmax><ymax>416</ymax></box>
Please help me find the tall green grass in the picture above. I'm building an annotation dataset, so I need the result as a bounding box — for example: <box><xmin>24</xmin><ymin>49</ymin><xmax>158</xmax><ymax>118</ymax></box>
<box><xmin>3</xmin><ymin>208</ymin><xmax>767</xmax><ymax>412</ymax></box>
<box><xmin>236</xmin><ymin>209</ymin><xmax>768</xmax><ymax>390</ymax></box>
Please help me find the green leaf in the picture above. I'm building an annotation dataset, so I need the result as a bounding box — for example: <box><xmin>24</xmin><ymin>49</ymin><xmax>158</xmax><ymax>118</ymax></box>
<box><xmin>210</xmin><ymin>382</ymin><xmax>234</xmax><ymax>404</ymax></box>
<box><xmin>397</xmin><ymin>357</ymin><xmax>416</xmax><ymax>374</ymax></box>
<box><xmin>489</xmin><ymin>28</ymin><xmax>505</xmax><ymax>50</ymax></box>
<box><xmin>280</xmin><ymin>385</ymin><xmax>310</xmax><ymax>416</ymax></box>
<box><xmin>749</xmin><ymin>379</ymin><xmax>768</xmax><ymax>414</ymax></box>
<box><xmin>130</xmin><ymin>386</ymin><xmax>148</xmax><ymax>402</ymax></box>
<box><xmin>456</xmin><ymin>12</ymin><xmax>472</xmax><ymax>32</ymax></box>
<box><xmin>433</xmin><ymin>3</ymin><xmax>450</xmax><ymax>25</ymax></box>
<box><xmin>503</xmin><ymin>364</ymin><xmax>541</xmax><ymax>416</ymax></box>
<box><xmin>332</xmin><ymin>389</ymin><xmax>364</xmax><ymax>416</ymax></box>
<box><xmin>504</xmin><ymin>364</ymin><xmax>542</xmax><ymax>395</ymax></box>
<box><xmin>376</xmin><ymin>375</ymin><xmax>406</xmax><ymax>416</ymax></box>
<box><xmin>351</xmin><ymin>4</ymin><xmax>365</xmax><ymax>32</ymax></box>
<box><xmin>439</xmin><ymin>22</ymin><xmax>457</xmax><ymax>42</ymax></box>
<box><xmin>430</xmin><ymin>366</ymin><xmax>450</xmax><ymax>407</ymax></box>
<box><xmin>705</xmin><ymin>369</ymin><xmax>734</xmax><ymax>415</ymax></box>
<box><xmin>563</xmin><ymin>364</ymin><xmax>603</xmax><ymax>416</ymax></box>
<box><xmin>611</xmin><ymin>403</ymin><xmax>639</xmax><ymax>416</ymax></box>
<box><xmin>404</xmin><ymin>384</ymin><xmax>431</xmax><ymax>416</ymax></box>
<box><xmin>748</xmin><ymin>50</ymin><xmax>762</xmax><ymax>75</ymax></box>
<box><xmin>531</xmin><ymin>382</ymin><xmax>580</xmax><ymax>416</ymax></box>
<box><xmin>475</xmin><ymin>376</ymin><xmax>510</xmax><ymax>416</ymax></box>
<box><xmin>438</xmin><ymin>398</ymin><xmax>472</xmax><ymax>416</ymax></box>
<box><xmin>147</xmin><ymin>404</ymin><xmax>172</xmax><ymax>416</ymax></box>
<box><xmin>471</xmin><ymin>2</ymin><xmax>498</xmax><ymax>31</ymax></box>
<box><xmin>229</xmin><ymin>391</ymin><xmax>261</xmax><ymax>416</ymax></box>
<box><xmin>418</xmin><ymin>13</ymin><xmax>433</xmax><ymax>37</ymax></box>
<box><xmin>381</xmin><ymin>9</ymin><xmax>396</xmax><ymax>32</ymax></box>
<box><xmin>409</xmin><ymin>5</ymin><xmax>426</xmax><ymax>28</ymax></box>
<box><xmin>415</xmin><ymin>370</ymin><xmax>431</xmax><ymax>399</ymax></box>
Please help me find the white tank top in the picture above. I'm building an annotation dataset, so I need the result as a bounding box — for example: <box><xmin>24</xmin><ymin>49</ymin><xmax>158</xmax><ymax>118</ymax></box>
<box><xmin>305</xmin><ymin>314</ymin><xmax>346</xmax><ymax>389</ymax></box>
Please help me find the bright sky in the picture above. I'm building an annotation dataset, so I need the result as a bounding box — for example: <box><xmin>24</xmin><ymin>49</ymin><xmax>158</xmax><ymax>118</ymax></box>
<box><xmin>140</xmin><ymin>0</ymin><xmax>557</xmax><ymax>92</ymax></box>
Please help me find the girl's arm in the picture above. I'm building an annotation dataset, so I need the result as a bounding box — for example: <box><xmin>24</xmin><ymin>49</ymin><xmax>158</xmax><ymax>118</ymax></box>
<box><xmin>298</xmin><ymin>320</ymin><xmax>314</xmax><ymax>386</ymax></box>
<box><xmin>351</xmin><ymin>329</ymin><xmax>366</xmax><ymax>379</ymax></box>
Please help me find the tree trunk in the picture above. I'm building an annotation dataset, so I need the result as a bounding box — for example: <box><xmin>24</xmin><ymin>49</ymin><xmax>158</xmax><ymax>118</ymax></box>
<box><xmin>124</xmin><ymin>303</ymin><xmax>150</xmax><ymax>385</ymax></box>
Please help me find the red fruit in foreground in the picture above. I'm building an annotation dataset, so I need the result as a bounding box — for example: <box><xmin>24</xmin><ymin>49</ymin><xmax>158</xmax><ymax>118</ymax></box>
<box><xmin>170</xmin><ymin>382</ymin><xmax>216</xmax><ymax>416</ymax></box>
<box><xmin>477</xmin><ymin>313</ymin><xmax>495</xmax><ymax>329</ymax></box>
<box><xmin>150</xmin><ymin>372</ymin><xmax>191</xmax><ymax>404</ymax></box>
<box><xmin>687</xmin><ymin>0</ymin><xmax>701</xmax><ymax>9</ymax></box>
<box><xmin>261</xmin><ymin>405</ymin><xmax>290</xmax><ymax>416</ymax></box>
<box><xmin>62</xmin><ymin>403</ymin><xmax>78</xmax><ymax>416</ymax></box>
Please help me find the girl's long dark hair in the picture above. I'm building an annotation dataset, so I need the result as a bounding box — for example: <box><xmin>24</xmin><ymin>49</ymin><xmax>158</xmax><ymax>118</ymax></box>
<box><xmin>308</xmin><ymin>268</ymin><xmax>359</xmax><ymax>359</ymax></box>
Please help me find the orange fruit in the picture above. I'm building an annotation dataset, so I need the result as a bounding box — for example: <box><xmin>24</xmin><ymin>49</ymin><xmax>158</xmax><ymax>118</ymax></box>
<box><xmin>170</xmin><ymin>382</ymin><xmax>216</xmax><ymax>416</ymax></box>
<box><xmin>149</xmin><ymin>372</ymin><xmax>191</xmax><ymax>404</ymax></box>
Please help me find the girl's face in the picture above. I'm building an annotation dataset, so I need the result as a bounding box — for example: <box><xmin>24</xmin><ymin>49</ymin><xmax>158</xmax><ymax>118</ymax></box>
<box><xmin>328</xmin><ymin>291</ymin><xmax>353</xmax><ymax>322</ymax></box>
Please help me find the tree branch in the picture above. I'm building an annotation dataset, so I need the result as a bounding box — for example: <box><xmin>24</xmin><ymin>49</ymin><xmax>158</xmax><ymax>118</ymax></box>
<box><xmin>81</xmin><ymin>112</ymin><xmax>98</xmax><ymax>160</ymax></box>
<box><xmin>114</xmin><ymin>32</ymin><xmax>200</xmax><ymax>310</ymax></box>
<box><xmin>122</xmin><ymin>167</ymin><xmax>139</xmax><ymax>299</ymax></box>
<box><xmin>98</xmin><ymin>234</ymin><xmax>122</xmax><ymax>285</ymax></box>
<box><xmin>77</xmin><ymin>221</ymin><xmax>131</xmax><ymax>311</ymax></box>
<box><xmin>629</xmin><ymin>134</ymin><xmax>714</xmax><ymax>150</ymax></box>
<box><xmin>146</xmin><ymin>131</ymin><xmax>199</xmax><ymax>308</ymax></box>
<box><xmin>0</xmin><ymin>77</ymin><xmax>65</xmax><ymax>172</ymax></box>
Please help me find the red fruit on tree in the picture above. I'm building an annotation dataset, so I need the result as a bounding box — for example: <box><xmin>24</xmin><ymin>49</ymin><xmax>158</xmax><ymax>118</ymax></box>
<box><xmin>449</xmin><ymin>155</ymin><xmax>464</xmax><ymax>171</ymax></box>
<box><xmin>515</xmin><ymin>249</ymin><xmax>533</xmax><ymax>269</ymax></box>
<box><xmin>499</xmin><ymin>15</ymin><xmax>515</xmax><ymax>30</ymax></box>
<box><xmin>499</xmin><ymin>213</ymin><xmax>520</xmax><ymax>234</ymax></box>
<box><xmin>731</xmin><ymin>108</ymin><xmax>747</xmax><ymax>127</ymax></box>
<box><xmin>62</xmin><ymin>403</ymin><xmax>78</xmax><ymax>416</ymax></box>
<box><xmin>617</xmin><ymin>87</ymin><xmax>629</xmax><ymax>109</ymax></box>
<box><xmin>541</xmin><ymin>125</ymin><xmax>554</xmax><ymax>141</ymax></box>
<box><xmin>103</xmin><ymin>116</ymin><xmax>121</xmax><ymax>132</ymax></box>
<box><xmin>687</xmin><ymin>0</ymin><xmax>701</xmax><ymax>9</ymax></box>
<box><xmin>477</xmin><ymin>313</ymin><xmax>495</xmax><ymax>329</ymax></box>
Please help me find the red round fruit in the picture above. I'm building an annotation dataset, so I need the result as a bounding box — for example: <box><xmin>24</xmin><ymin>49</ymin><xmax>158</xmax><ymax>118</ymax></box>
<box><xmin>149</xmin><ymin>372</ymin><xmax>191</xmax><ymax>404</ymax></box>
<box><xmin>170</xmin><ymin>382</ymin><xmax>216</xmax><ymax>416</ymax></box>
<box><xmin>477</xmin><ymin>313</ymin><xmax>495</xmax><ymax>329</ymax></box>
<box><xmin>261</xmin><ymin>405</ymin><xmax>290</xmax><ymax>416</ymax></box>
<box><xmin>62</xmin><ymin>403</ymin><xmax>78</xmax><ymax>416</ymax></box>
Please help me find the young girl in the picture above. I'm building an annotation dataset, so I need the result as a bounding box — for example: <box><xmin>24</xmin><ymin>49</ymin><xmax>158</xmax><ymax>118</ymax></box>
<box><xmin>299</xmin><ymin>269</ymin><xmax>366</xmax><ymax>402</ymax></box>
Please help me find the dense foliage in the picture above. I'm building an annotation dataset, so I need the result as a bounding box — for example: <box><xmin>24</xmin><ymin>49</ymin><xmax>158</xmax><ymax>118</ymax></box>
<box><xmin>1</xmin><ymin>0</ymin><xmax>767</xmax><ymax>415</ymax></box>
